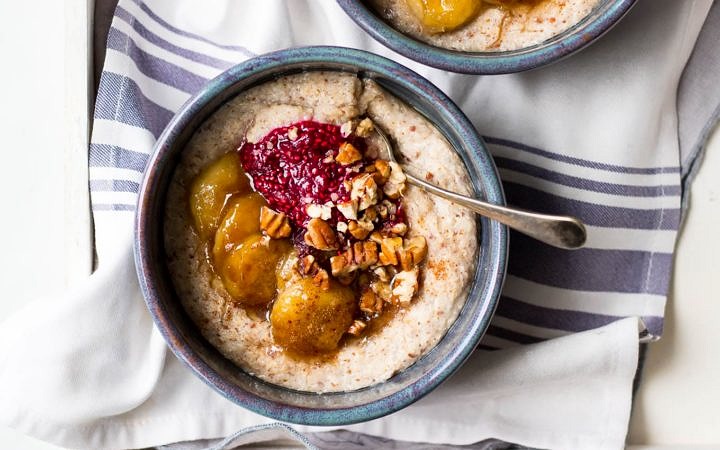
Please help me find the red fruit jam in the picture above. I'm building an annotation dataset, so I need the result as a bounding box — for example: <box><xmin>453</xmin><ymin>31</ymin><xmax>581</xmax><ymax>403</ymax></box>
<box><xmin>238</xmin><ymin>120</ymin><xmax>367</xmax><ymax>228</ymax></box>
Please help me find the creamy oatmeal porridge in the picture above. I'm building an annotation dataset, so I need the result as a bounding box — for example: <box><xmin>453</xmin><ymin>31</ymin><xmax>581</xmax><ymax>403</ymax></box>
<box><xmin>369</xmin><ymin>0</ymin><xmax>603</xmax><ymax>52</ymax></box>
<box><xmin>164</xmin><ymin>71</ymin><xmax>477</xmax><ymax>392</ymax></box>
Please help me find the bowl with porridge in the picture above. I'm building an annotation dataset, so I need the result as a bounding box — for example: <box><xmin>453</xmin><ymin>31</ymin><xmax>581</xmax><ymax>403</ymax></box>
<box><xmin>336</xmin><ymin>0</ymin><xmax>637</xmax><ymax>73</ymax></box>
<box><xmin>135</xmin><ymin>46</ymin><xmax>507</xmax><ymax>424</ymax></box>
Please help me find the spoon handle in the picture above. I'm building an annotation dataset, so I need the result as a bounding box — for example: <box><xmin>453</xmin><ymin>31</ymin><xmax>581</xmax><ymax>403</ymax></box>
<box><xmin>405</xmin><ymin>173</ymin><xmax>587</xmax><ymax>249</ymax></box>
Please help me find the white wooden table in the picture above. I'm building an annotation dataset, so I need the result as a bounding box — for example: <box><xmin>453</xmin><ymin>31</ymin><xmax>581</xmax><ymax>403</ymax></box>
<box><xmin>0</xmin><ymin>2</ymin><xmax>717</xmax><ymax>448</ymax></box>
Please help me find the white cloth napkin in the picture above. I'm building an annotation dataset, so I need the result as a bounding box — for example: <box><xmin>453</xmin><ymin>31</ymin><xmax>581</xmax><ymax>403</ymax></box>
<box><xmin>0</xmin><ymin>0</ymin><xmax>714</xmax><ymax>449</ymax></box>
<box><xmin>0</xmin><ymin>224</ymin><xmax>639</xmax><ymax>449</ymax></box>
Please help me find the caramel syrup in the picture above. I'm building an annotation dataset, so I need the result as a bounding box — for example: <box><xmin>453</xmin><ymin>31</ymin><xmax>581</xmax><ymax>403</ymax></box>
<box><xmin>483</xmin><ymin>0</ymin><xmax>557</xmax><ymax>48</ymax></box>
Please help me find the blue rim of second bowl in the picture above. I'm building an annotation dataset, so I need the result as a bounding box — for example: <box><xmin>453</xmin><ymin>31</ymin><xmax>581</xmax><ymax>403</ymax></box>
<box><xmin>336</xmin><ymin>0</ymin><xmax>637</xmax><ymax>74</ymax></box>
<box><xmin>135</xmin><ymin>46</ymin><xmax>508</xmax><ymax>425</ymax></box>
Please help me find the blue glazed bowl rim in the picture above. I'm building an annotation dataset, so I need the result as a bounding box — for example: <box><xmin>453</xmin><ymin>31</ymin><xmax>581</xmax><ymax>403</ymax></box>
<box><xmin>135</xmin><ymin>46</ymin><xmax>508</xmax><ymax>425</ymax></box>
<box><xmin>336</xmin><ymin>0</ymin><xmax>637</xmax><ymax>74</ymax></box>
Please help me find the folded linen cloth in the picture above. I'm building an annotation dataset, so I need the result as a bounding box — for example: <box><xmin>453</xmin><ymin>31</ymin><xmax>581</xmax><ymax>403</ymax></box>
<box><xmin>0</xmin><ymin>0</ymin><xmax>716</xmax><ymax>449</ymax></box>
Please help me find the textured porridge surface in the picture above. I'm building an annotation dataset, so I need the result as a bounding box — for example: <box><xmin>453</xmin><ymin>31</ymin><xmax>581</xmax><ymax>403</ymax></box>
<box><xmin>369</xmin><ymin>0</ymin><xmax>602</xmax><ymax>52</ymax></box>
<box><xmin>164</xmin><ymin>71</ymin><xmax>477</xmax><ymax>392</ymax></box>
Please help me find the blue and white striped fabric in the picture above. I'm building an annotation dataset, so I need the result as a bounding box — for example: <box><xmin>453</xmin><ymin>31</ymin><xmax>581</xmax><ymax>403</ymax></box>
<box><xmin>2</xmin><ymin>1</ymin><xmax>716</xmax><ymax>449</ymax></box>
<box><xmin>90</xmin><ymin>0</ymin><xmax>689</xmax><ymax>348</ymax></box>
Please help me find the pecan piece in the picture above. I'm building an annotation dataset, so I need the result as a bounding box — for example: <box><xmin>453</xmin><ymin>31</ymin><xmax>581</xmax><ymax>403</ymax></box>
<box><xmin>329</xmin><ymin>241</ymin><xmax>378</xmax><ymax>276</ymax></box>
<box><xmin>367</xmin><ymin>159</ymin><xmax>391</xmax><ymax>185</ymax></box>
<box><xmin>389</xmin><ymin>222</ymin><xmax>408</xmax><ymax>236</ymax></box>
<box><xmin>350</xmin><ymin>173</ymin><xmax>379</xmax><ymax>211</ymax></box>
<box><xmin>399</xmin><ymin>236</ymin><xmax>428</xmax><ymax>271</ymax></box>
<box><xmin>383</xmin><ymin>162</ymin><xmax>407</xmax><ymax>199</ymax></box>
<box><xmin>371</xmin><ymin>279</ymin><xmax>393</xmax><ymax>303</ymax></box>
<box><xmin>336</xmin><ymin>142</ymin><xmax>362</xmax><ymax>165</ymax></box>
<box><xmin>304</xmin><ymin>218</ymin><xmax>338</xmax><ymax>251</ymax></box>
<box><xmin>362</xmin><ymin>206</ymin><xmax>378</xmax><ymax>223</ymax></box>
<box><xmin>306</xmin><ymin>202</ymin><xmax>332</xmax><ymax>220</ymax></box>
<box><xmin>368</xmin><ymin>231</ymin><xmax>384</xmax><ymax>244</ymax></box>
<box><xmin>299</xmin><ymin>255</ymin><xmax>317</xmax><ymax>276</ymax></box>
<box><xmin>373</xmin><ymin>266</ymin><xmax>391</xmax><ymax>282</ymax></box>
<box><xmin>347</xmin><ymin>219</ymin><xmax>374</xmax><ymax>240</ymax></box>
<box><xmin>354</xmin><ymin>240</ymin><xmax>379</xmax><ymax>269</ymax></box>
<box><xmin>312</xmin><ymin>268</ymin><xmax>330</xmax><ymax>291</ymax></box>
<box><xmin>355</xmin><ymin>117</ymin><xmax>374</xmax><ymax>137</ymax></box>
<box><xmin>359</xmin><ymin>288</ymin><xmax>384</xmax><ymax>315</ymax></box>
<box><xmin>287</xmin><ymin>126</ymin><xmax>299</xmax><ymax>141</ymax></box>
<box><xmin>378</xmin><ymin>236</ymin><xmax>403</xmax><ymax>266</ymax></box>
<box><xmin>340</xmin><ymin>120</ymin><xmax>357</xmax><ymax>138</ymax></box>
<box><xmin>259</xmin><ymin>206</ymin><xmax>291</xmax><ymax>239</ymax></box>
<box><xmin>375</xmin><ymin>204</ymin><xmax>388</xmax><ymax>219</ymax></box>
<box><xmin>391</xmin><ymin>267</ymin><xmax>419</xmax><ymax>307</ymax></box>
<box><xmin>385</xmin><ymin>200</ymin><xmax>398</xmax><ymax>214</ymax></box>
<box><xmin>336</xmin><ymin>199</ymin><xmax>358</xmax><ymax>220</ymax></box>
<box><xmin>330</xmin><ymin>254</ymin><xmax>350</xmax><ymax>277</ymax></box>
<box><xmin>347</xmin><ymin>319</ymin><xmax>367</xmax><ymax>336</ymax></box>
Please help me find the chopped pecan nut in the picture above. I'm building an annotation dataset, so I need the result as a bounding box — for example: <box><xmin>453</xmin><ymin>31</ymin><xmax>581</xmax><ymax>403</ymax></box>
<box><xmin>330</xmin><ymin>254</ymin><xmax>350</xmax><ymax>277</ymax></box>
<box><xmin>306</xmin><ymin>202</ymin><xmax>332</xmax><ymax>220</ymax></box>
<box><xmin>359</xmin><ymin>288</ymin><xmax>384</xmax><ymax>315</ymax></box>
<box><xmin>347</xmin><ymin>319</ymin><xmax>367</xmax><ymax>336</ymax></box>
<box><xmin>355</xmin><ymin>117</ymin><xmax>374</xmax><ymax>137</ymax></box>
<box><xmin>371</xmin><ymin>279</ymin><xmax>393</xmax><ymax>303</ymax></box>
<box><xmin>373</xmin><ymin>266</ymin><xmax>391</xmax><ymax>282</ymax></box>
<box><xmin>368</xmin><ymin>231</ymin><xmax>384</xmax><ymax>244</ymax></box>
<box><xmin>287</xmin><ymin>126</ymin><xmax>299</xmax><ymax>141</ymax></box>
<box><xmin>383</xmin><ymin>162</ymin><xmax>407</xmax><ymax>199</ymax></box>
<box><xmin>347</xmin><ymin>219</ymin><xmax>374</xmax><ymax>240</ymax></box>
<box><xmin>299</xmin><ymin>255</ymin><xmax>317</xmax><ymax>276</ymax></box>
<box><xmin>368</xmin><ymin>159</ymin><xmax>391</xmax><ymax>185</ymax></box>
<box><xmin>259</xmin><ymin>206</ymin><xmax>292</xmax><ymax>239</ymax></box>
<box><xmin>350</xmin><ymin>173</ymin><xmax>379</xmax><ymax>211</ymax></box>
<box><xmin>312</xmin><ymin>268</ymin><xmax>330</xmax><ymax>291</ymax></box>
<box><xmin>336</xmin><ymin>142</ymin><xmax>363</xmax><ymax>165</ymax></box>
<box><xmin>389</xmin><ymin>222</ymin><xmax>408</xmax><ymax>236</ymax></box>
<box><xmin>378</xmin><ymin>236</ymin><xmax>403</xmax><ymax>266</ymax></box>
<box><xmin>382</xmin><ymin>200</ymin><xmax>397</xmax><ymax>216</ymax></box>
<box><xmin>329</xmin><ymin>241</ymin><xmax>378</xmax><ymax>276</ymax></box>
<box><xmin>340</xmin><ymin>120</ymin><xmax>357</xmax><ymax>138</ymax></box>
<box><xmin>362</xmin><ymin>206</ymin><xmax>378</xmax><ymax>223</ymax></box>
<box><xmin>399</xmin><ymin>236</ymin><xmax>428</xmax><ymax>271</ymax></box>
<box><xmin>391</xmin><ymin>267</ymin><xmax>419</xmax><ymax>307</ymax></box>
<box><xmin>355</xmin><ymin>241</ymin><xmax>379</xmax><ymax>269</ymax></box>
<box><xmin>304</xmin><ymin>218</ymin><xmax>338</xmax><ymax>251</ymax></box>
<box><xmin>375</xmin><ymin>204</ymin><xmax>389</xmax><ymax>219</ymax></box>
<box><xmin>307</xmin><ymin>204</ymin><xmax>322</xmax><ymax>219</ymax></box>
<box><xmin>336</xmin><ymin>199</ymin><xmax>358</xmax><ymax>220</ymax></box>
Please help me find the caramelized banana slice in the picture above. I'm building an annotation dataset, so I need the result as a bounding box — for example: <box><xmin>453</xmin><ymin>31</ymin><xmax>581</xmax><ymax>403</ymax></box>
<box><xmin>189</xmin><ymin>152</ymin><xmax>251</xmax><ymax>240</ymax></box>
<box><xmin>405</xmin><ymin>0</ymin><xmax>481</xmax><ymax>34</ymax></box>
<box><xmin>219</xmin><ymin>234</ymin><xmax>290</xmax><ymax>306</ymax></box>
<box><xmin>212</xmin><ymin>193</ymin><xmax>267</xmax><ymax>262</ymax></box>
<box><xmin>271</xmin><ymin>277</ymin><xmax>356</xmax><ymax>354</ymax></box>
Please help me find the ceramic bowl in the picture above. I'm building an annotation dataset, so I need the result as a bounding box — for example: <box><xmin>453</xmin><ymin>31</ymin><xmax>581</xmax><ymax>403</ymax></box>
<box><xmin>336</xmin><ymin>0</ymin><xmax>637</xmax><ymax>74</ymax></box>
<box><xmin>134</xmin><ymin>46</ymin><xmax>507</xmax><ymax>425</ymax></box>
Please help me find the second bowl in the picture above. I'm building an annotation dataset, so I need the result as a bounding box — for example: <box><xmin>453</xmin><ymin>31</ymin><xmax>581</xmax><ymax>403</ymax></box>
<box><xmin>337</xmin><ymin>0</ymin><xmax>637</xmax><ymax>74</ymax></box>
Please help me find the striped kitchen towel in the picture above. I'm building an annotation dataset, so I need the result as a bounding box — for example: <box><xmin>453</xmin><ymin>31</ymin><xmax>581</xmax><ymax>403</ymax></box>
<box><xmin>91</xmin><ymin>0</ymin><xmax>695</xmax><ymax>346</ymax></box>
<box><xmin>1</xmin><ymin>0</ymin><xmax>717</xmax><ymax>449</ymax></box>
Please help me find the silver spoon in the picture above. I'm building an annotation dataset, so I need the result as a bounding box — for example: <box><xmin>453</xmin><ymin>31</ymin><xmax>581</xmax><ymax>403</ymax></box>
<box><xmin>373</xmin><ymin>125</ymin><xmax>587</xmax><ymax>249</ymax></box>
